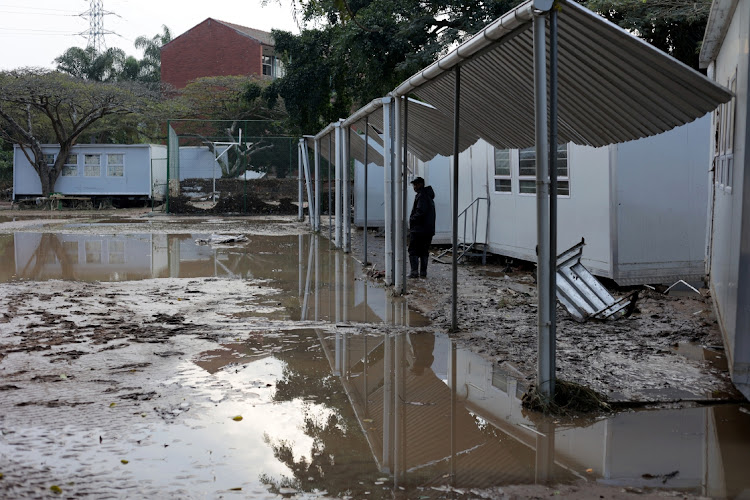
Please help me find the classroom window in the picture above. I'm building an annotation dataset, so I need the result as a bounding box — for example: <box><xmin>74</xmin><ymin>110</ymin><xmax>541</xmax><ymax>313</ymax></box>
<box><xmin>108</xmin><ymin>240</ymin><xmax>125</xmax><ymax>264</ymax></box>
<box><xmin>85</xmin><ymin>240</ymin><xmax>102</xmax><ymax>264</ymax></box>
<box><xmin>716</xmin><ymin>71</ymin><xmax>737</xmax><ymax>193</ymax></box>
<box><xmin>107</xmin><ymin>154</ymin><xmax>124</xmax><ymax>177</ymax></box>
<box><xmin>517</xmin><ymin>144</ymin><xmax>569</xmax><ymax>196</ymax></box>
<box><xmin>84</xmin><ymin>154</ymin><xmax>101</xmax><ymax>177</ymax></box>
<box><xmin>493</xmin><ymin>148</ymin><xmax>511</xmax><ymax>193</ymax></box>
<box><xmin>63</xmin><ymin>241</ymin><xmax>79</xmax><ymax>265</ymax></box>
<box><xmin>43</xmin><ymin>154</ymin><xmax>55</xmax><ymax>168</ymax></box>
<box><xmin>62</xmin><ymin>154</ymin><xmax>78</xmax><ymax>176</ymax></box>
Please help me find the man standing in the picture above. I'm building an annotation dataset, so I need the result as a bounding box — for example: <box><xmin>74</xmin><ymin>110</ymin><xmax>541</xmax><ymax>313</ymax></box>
<box><xmin>408</xmin><ymin>177</ymin><xmax>436</xmax><ymax>278</ymax></box>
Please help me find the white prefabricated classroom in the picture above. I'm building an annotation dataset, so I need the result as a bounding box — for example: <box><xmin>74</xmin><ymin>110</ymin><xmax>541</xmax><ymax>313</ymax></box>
<box><xmin>13</xmin><ymin>144</ymin><xmax>167</xmax><ymax>201</ymax></box>
<box><xmin>699</xmin><ymin>0</ymin><xmax>750</xmax><ymax>400</ymax></box>
<box><xmin>353</xmin><ymin>115</ymin><xmax>710</xmax><ymax>286</ymax></box>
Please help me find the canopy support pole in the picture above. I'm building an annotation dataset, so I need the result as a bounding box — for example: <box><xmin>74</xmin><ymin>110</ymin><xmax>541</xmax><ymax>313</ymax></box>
<box><xmin>451</xmin><ymin>66</ymin><xmax>461</xmax><ymax>333</ymax></box>
<box><xmin>548</xmin><ymin>7</ymin><xmax>559</xmax><ymax>399</ymax></box>
<box><xmin>344</xmin><ymin>125</ymin><xmax>352</xmax><ymax>253</ymax></box>
<box><xmin>328</xmin><ymin>134</ymin><xmax>333</xmax><ymax>241</ymax></box>
<box><xmin>534</xmin><ymin>13</ymin><xmax>554</xmax><ymax>400</ymax></box>
<box><xmin>314</xmin><ymin>138</ymin><xmax>321</xmax><ymax>232</ymax></box>
<box><xmin>394</xmin><ymin>96</ymin><xmax>403</xmax><ymax>291</ymax></box>
<box><xmin>334</xmin><ymin>123</ymin><xmax>342</xmax><ymax>248</ymax></box>
<box><xmin>383</xmin><ymin>97</ymin><xmax>394</xmax><ymax>286</ymax></box>
<box><xmin>298</xmin><ymin>140</ymin><xmax>304</xmax><ymax>221</ymax></box>
<box><xmin>364</xmin><ymin>116</ymin><xmax>370</xmax><ymax>264</ymax></box>
<box><xmin>401</xmin><ymin>97</ymin><xmax>409</xmax><ymax>295</ymax></box>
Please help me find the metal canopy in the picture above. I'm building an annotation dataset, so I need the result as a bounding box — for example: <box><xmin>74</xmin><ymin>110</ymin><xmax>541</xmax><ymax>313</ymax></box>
<box><xmin>394</xmin><ymin>0</ymin><xmax>732</xmax><ymax>149</ymax></box>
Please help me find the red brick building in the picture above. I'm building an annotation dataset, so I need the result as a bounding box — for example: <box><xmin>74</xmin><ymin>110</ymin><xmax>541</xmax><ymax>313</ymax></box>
<box><xmin>161</xmin><ymin>18</ymin><xmax>282</xmax><ymax>89</ymax></box>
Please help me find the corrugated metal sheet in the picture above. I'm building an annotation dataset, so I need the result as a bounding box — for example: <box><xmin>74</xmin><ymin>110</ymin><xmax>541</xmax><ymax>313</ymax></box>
<box><xmin>310</xmin><ymin>0</ymin><xmax>731</xmax><ymax>158</ymax></box>
<box><xmin>306</xmin><ymin>125</ymin><xmax>385</xmax><ymax>166</ymax></box>
<box><xmin>394</xmin><ymin>0</ymin><xmax>732</xmax><ymax>149</ymax></box>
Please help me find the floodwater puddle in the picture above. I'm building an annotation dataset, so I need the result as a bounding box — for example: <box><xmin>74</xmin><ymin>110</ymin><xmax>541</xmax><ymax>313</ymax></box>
<box><xmin>44</xmin><ymin>328</ymin><xmax>744</xmax><ymax>498</ymax></box>
<box><xmin>0</xmin><ymin>232</ymin><xmax>427</xmax><ymax>326</ymax></box>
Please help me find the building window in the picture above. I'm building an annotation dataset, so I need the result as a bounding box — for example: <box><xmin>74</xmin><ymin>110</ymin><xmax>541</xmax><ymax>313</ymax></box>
<box><xmin>493</xmin><ymin>148</ymin><xmax>511</xmax><ymax>193</ymax></box>
<box><xmin>262</xmin><ymin>55</ymin><xmax>276</xmax><ymax>77</ymax></box>
<box><xmin>63</xmin><ymin>241</ymin><xmax>79</xmax><ymax>265</ymax></box>
<box><xmin>517</xmin><ymin>144</ymin><xmax>569</xmax><ymax>196</ymax></box>
<box><xmin>84</xmin><ymin>154</ymin><xmax>101</xmax><ymax>177</ymax></box>
<box><xmin>716</xmin><ymin>70</ymin><xmax>737</xmax><ymax>194</ymax></box>
<box><xmin>107</xmin><ymin>154</ymin><xmax>124</xmax><ymax>177</ymax></box>
<box><xmin>62</xmin><ymin>154</ymin><xmax>78</xmax><ymax>176</ymax></box>
<box><xmin>43</xmin><ymin>153</ymin><xmax>56</xmax><ymax>168</ymax></box>
<box><xmin>108</xmin><ymin>240</ymin><xmax>125</xmax><ymax>264</ymax></box>
<box><xmin>85</xmin><ymin>240</ymin><xmax>102</xmax><ymax>264</ymax></box>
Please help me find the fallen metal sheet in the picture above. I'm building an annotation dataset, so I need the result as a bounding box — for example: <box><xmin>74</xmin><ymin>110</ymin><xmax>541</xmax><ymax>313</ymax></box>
<box><xmin>556</xmin><ymin>239</ymin><xmax>638</xmax><ymax>322</ymax></box>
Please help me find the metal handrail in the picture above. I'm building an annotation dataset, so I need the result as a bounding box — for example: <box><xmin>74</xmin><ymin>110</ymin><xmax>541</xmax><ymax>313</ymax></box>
<box><xmin>457</xmin><ymin>196</ymin><xmax>489</xmax><ymax>263</ymax></box>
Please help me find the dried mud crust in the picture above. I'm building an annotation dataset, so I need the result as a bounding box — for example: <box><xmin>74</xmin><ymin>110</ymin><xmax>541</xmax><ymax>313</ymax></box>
<box><xmin>347</xmin><ymin>225</ymin><xmax>738</xmax><ymax>404</ymax></box>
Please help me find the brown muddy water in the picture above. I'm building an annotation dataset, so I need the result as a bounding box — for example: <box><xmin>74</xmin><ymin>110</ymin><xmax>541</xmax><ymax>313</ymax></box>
<box><xmin>0</xmin><ymin>232</ymin><xmax>427</xmax><ymax>326</ymax></box>
<box><xmin>0</xmin><ymin>230</ymin><xmax>749</xmax><ymax>498</ymax></box>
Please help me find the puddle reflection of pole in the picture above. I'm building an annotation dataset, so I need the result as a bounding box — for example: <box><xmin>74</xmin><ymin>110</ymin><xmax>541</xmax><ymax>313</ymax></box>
<box><xmin>298</xmin><ymin>234</ymin><xmax>303</xmax><ymax>297</ymax></box>
<box><xmin>363</xmin><ymin>333</ymin><xmax>368</xmax><ymax>414</ymax></box>
<box><xmin>535</xmin><ymin>420</ymin><xmax>555</xmax><ymax>484</ymax></box>
<box><xmin>343</xmin><ymin>252</ymin><xmax>349</xmax><ymax>323</ymax></box>
<box><xmin>335</xmin><ymin>251</ymin><xmax>341</xmax><ymax>323</ymax></box>
<box><xmin>301</xmin><ymin>235</ymin><xmax>314</xmax><ymax>321</ymax></box>
<box><xmin>383</xmin><ymin>333</ymin><xmax>394</xmax><ymax>473</ymax></box>
<box><xmin>364</xmin><ymin>278</ymin><xmax>368</xmax><ymax>323</ymax></box>
<box><xmin>394</xmin><ymin>333</ymin><xmax>406</xmax><ymax>485</ymax></box>
<box><xmin>450</xmin><ymin>342</ymin><xmax>457</xmax><ymax>486</ymax></box>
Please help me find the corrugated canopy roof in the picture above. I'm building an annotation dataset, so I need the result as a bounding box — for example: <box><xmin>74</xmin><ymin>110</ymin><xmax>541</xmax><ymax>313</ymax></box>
<box><xmin>393</xmin><ymin>0</ymin><xmax>732</xmax><ymax>149</ymax></box>
<box><xmin>312</xmin><ymin>0</ymin><xmax>732</xmax><ymax>155</ymax></box>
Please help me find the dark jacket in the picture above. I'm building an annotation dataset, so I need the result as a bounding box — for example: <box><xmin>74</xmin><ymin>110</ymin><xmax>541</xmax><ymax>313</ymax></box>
<box><xmin>409</xmin><ymin>185</ymin><xmax>436</xmax><ymax>236</ymax></box>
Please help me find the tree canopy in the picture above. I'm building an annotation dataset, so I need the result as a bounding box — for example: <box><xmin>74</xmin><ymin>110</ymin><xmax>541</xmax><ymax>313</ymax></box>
<box><xmin>55</xmin><ymin>26</ymin><xmax>172</xmax><ymax>84</ymax></box>
<box><xmin>269</xmin><ymin>0</ymin><xmax>711</xmax><ymax>135</ymax></box>
<box><xmin>168</xmin><ymin>75</ymin><xmax>291</xmax><ymax>178</ymax></box>
<box><xmin>0</xmin><ymin>69</ymin><xmax>159</xmax><ymax>196</ymax></box>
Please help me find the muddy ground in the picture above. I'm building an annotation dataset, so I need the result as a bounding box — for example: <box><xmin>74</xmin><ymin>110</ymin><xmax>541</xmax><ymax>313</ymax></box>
<box><xmin>0</xmin><ymin>208</ymin><xmax>742</xmax><ymax>499</ymax></box>
<box><xmin>346</xmin><ymin>224</ymin><xmax>739</xmax><ymax>405</ymax></box>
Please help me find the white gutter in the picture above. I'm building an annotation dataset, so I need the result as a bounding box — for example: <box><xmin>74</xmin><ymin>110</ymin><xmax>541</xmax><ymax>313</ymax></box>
<box><xmin>342</xmin><ymin>98</ymin><xmax>384</xmax><ymax>128</ymax></box>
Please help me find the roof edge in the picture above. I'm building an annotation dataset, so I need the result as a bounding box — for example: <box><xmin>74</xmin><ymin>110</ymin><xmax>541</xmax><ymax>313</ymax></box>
<box><xmin>699</xmin><ymin>0</ymin><xmax>739</xmax><ymax>68</ymax></box>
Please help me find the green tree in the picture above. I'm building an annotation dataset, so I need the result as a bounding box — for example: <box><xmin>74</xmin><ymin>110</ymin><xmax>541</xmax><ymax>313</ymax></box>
<box><xmin>268</xmin><ymin>0</ymin><xmax>523</xmax><ymax>133</ymax></box>
<box><xmin>171</xmin><ymin>75</ymin><xmax>290</xmax><ymax>177</ymax></box>
<box><xmin>271</xmin><ymin>0</ymin><xmax>709</xmax><ymax>134</ymax></box>
<box><xmin>584</xmin><ymin>0</ymin><xmax>711</xmax><ymax>69</ymax></box>
<box><xmin>55</xmin><ymin>46</ymin><xmax>130</xmax><ymax>82</ymax></box>
<box><xmin>0</xmin><ymin>138</ymin><xmax>12</xmax><ymax>195</ymax></box>
<box><xmin>0</xmin><ymin>69</ymin><xmax>159</xmax><ymax>196</ymax></box>
<box><xmin>135</xmin><ymin>25</ymin><xmax>172</xmax><ymax>83</ymax></box>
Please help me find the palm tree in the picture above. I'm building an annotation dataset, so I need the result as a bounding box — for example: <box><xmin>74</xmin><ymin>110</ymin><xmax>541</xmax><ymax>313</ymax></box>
<box><xmin>135</xmin><ymin>25</ymin><xmax>172</xmax><ymax>83</ymax></box>
<box><xmin>54</xmin><ymin>46</ymin><xmax>129</xmax><ymax>82</ymax></box>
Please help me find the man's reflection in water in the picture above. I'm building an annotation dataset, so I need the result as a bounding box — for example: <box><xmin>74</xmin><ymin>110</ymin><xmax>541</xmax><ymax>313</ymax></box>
<box><xmin>407</xmin><ymin>333</ymin><xmax>435</xmax><ymax>376</ymax></box>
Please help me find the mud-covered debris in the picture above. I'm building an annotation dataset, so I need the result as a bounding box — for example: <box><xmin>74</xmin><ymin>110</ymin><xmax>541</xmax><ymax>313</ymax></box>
<box><xmin>195</xmin><ymin>234</ymin><xmax>248</xmax><ymax>245</ymax></box>
<box><xmin>522</xmin><ymin>379</ymin><xmax>611</xmax><ymax>414</ymax></box>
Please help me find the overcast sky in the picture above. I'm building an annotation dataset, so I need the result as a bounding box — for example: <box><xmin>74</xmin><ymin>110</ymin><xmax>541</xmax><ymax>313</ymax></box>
<box><xmin>0</xmin><ymin>0</ymin><xmax>301</xmax><ymax>71</ymax></box>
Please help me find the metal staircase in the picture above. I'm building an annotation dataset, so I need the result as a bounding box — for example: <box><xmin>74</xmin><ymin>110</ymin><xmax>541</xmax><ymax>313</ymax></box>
<box><xmin>434</xmin><ymin>196</ymin><xmax>490</xmax><ymax>264</ymax></box>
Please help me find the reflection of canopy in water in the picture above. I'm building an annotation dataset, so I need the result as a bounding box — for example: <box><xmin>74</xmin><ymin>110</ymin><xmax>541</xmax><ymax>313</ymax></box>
<box><xmin>316</xmin><ymin>331</ymin><xmax>575</xmax><ymax>488</ymax></box>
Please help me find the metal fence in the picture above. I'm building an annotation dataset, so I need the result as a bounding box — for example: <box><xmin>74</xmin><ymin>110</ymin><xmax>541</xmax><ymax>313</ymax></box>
<box><xmin>163</xmin><ymin>119</ymin><xmax>299</xmax><ymax>215</ymax></box>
